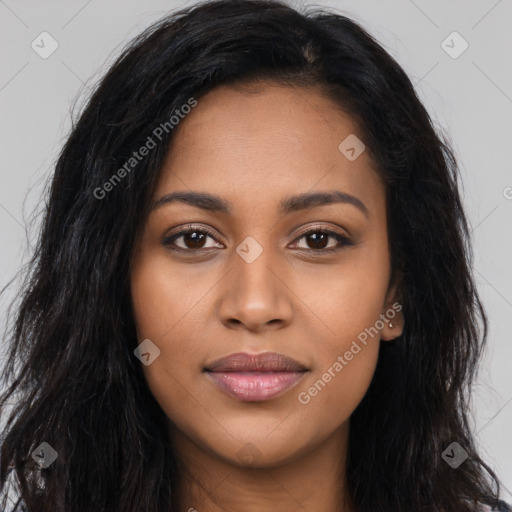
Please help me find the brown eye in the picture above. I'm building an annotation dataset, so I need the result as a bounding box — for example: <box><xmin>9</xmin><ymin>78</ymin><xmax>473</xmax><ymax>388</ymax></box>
<box><xmin>293</xmin><ymin>229</ymin><xmax>353</xmax><ymax>252</ymax></box>
<box><xmin>162</xmin><ymin>226</ymin><xmax>223</xmax><ymax>251</ymax></box>
<box><xmin>304</xmin><ymin>232</ymin><xmax>329</xmax><ymax>249</ymax></box>
<box><xmin>179</xmin><ymin>231</ymin><xmax>208</xmax><ymax>249</ymax></box>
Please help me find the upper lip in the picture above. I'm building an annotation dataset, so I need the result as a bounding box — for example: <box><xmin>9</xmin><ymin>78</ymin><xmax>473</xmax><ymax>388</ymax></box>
<box><xmin>204</xmin><ymin>352</ymin><xmax>308</xmax><ymax>372</ymax></box>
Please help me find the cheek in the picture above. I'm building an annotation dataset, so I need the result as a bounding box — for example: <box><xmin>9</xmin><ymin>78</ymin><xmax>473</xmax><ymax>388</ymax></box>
<box><xmin>293</xmin><ymin>297</ymin><xmax>382</xmax><ymax>433</ymax></box>
<box><xmin>291</xmin><ymin>247</ymin><xmax>388</xmax><ymax>416</ymax></box>
<box><xmin>291</xmin><ymin>244</ymin><xmax>390</xmax><ymax>354</ymax></box>
<box><xmin>297</xmin><ymin>335</ymin><xmax>379</xmax><ymax>418</ymax></box>
<box><xmin>130</xmin><ymin>252</ymin><xmax>213</xmax><ymax>421</ymax></box>
<box><xmin>130</xmin><ymin>248</ymin><xmax>214</xmax><ymax>339</ymax></box>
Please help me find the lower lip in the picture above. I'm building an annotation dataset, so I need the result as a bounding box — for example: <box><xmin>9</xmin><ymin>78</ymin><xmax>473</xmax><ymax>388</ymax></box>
<box><xmin>205</xmin><ymin>371</ymin><xmax>306</xmax><ymax>401</ymax></box>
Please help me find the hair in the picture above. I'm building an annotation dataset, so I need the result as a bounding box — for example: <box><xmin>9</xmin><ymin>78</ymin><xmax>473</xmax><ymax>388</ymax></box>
<box><xmin>0</xmin><ymin>0</ymin><xmax>507</xmax><ymax>510</ymax></box>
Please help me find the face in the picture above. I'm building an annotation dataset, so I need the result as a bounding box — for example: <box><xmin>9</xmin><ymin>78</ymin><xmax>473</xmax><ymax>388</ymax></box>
<box><xmin>130</xmin><ymin>81</ymin><xmax>403</xmax><ymax>469</ymax></box>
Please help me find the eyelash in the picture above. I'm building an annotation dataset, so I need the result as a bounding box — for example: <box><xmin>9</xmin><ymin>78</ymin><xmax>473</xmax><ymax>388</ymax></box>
<box><xmin>161</xmin><ymin>224</ymin><xmax>354</xmax><ymax>254</ymax></box>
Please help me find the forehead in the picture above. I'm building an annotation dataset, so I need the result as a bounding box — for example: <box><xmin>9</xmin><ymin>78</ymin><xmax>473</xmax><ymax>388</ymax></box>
<box><xmin>155</xmin><ymin>82</ymin><xmax>384</xmax><ymax>216</ymax></box>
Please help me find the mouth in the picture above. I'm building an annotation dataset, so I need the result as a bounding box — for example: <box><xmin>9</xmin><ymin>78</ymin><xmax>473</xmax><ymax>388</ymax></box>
<box><xmin>203</xmin><ymin>352</ymin><xmax>309</xmax><ymax>402</ymax></box>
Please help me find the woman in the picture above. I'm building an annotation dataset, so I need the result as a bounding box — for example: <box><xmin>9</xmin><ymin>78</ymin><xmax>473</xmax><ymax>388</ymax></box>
<box><xmin>0</xmin><ymin>0</ymin><xmax>509</xmax><ymax>510</ymax></box>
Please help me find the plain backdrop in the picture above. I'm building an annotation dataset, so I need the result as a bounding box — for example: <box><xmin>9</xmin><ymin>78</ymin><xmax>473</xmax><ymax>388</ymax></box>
<box><xmin>1</xmin><ymin>0</ymin><xmax>511</xmax><ymax>498</ymax></box>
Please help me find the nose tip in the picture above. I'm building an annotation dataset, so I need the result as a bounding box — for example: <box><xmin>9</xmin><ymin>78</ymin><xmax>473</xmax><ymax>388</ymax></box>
<box><xmin>218</xmin><ymin>254</ymin><xmax>293</xmax><ymax>332</ymax></box>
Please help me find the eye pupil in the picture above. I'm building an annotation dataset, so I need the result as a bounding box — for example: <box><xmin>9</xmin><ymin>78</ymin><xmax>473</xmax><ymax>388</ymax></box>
<box><xmin>307</xmin><ymin>232</ymin><xmax>328</xmax><ymax>249</ymax></box>
<box><xmin>184</xmin><ymin>231</ymin><xmax>206</xmax><ymax>248</ymax></box>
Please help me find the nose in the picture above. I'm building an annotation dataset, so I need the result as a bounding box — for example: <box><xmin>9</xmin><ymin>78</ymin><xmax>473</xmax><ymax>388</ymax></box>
<box><xmin>217</xmin><ymin>243</ymin><xmax>294</xmax><ymax>333</ymax></box>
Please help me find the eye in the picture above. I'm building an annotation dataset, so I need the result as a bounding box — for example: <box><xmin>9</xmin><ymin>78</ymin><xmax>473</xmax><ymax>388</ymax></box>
<box><xmin>162</xmin><ymin>225</ymin><xmax>224</xmax><ymax>251</ymax></box>
<box><xmin>291</xmin><ymin>227</ymin><xmax>353</xmax><ymax>252</ymax></box>
<box><xmin>162</xmin><ymin>224</ymin><xmax>353</xmax><ymax>253</ymax></box>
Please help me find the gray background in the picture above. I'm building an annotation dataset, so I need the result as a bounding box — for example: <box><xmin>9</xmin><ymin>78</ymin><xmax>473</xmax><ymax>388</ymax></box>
<box><xmin>1</xmin><ymin>0</ymin><xmax>511</xmax><ymax>496</ymax></box>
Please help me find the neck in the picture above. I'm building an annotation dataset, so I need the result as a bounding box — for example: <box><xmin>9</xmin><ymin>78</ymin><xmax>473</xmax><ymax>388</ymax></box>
<box><xmin>171</xmin><ymin>422</ymin><xmax>354</xmax><ymax>512</ymax></box>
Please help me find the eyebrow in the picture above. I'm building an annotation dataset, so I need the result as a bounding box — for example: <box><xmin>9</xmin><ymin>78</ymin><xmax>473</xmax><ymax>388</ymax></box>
<box><xmin>152</xmin><ymin>190</ymin><xmax>369</xmax><ymax>217</ymax></box>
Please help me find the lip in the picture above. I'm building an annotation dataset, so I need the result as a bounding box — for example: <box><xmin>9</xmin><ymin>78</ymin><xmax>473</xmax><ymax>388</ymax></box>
<box><xmin>204</xmin><ymin>351</ymin><xmax>308</xmax><ymax>372</ymax></box>
<box><xmin>204</xmin><ymin>352</ymin><xmax>308</xmax><ymax>402</ymax></box>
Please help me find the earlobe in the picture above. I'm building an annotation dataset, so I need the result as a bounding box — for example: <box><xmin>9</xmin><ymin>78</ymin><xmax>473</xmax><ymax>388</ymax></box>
<box><xmin>381</xmin><ymin>274</ymin><xmax>405</xmax><ymax>341</ymax></box>
<box><xmin>381</xmin><ymin>322</ymin><xmax>403</xmax><ymax>341</ymax></box>
<box><xmin>380</xmin><ymin>294</ymin><xmax>404</xmax><ymax>341</ymax></box>
<box><xmin>380</xmin><ymin>310</ymin><xmax>404</xmax><ymax>341</ymax></box>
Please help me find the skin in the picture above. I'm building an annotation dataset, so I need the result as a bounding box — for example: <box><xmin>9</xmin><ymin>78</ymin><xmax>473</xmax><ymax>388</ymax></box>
<box><xmin>130</xmin><ymin>81</ymin><xmax>404</xmax><ymax>512</ymax></box>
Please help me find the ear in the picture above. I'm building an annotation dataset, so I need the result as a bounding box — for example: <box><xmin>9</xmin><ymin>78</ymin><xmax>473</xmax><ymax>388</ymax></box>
<box><xmin>380</xmin><ymin>276</ymin><xmax>404</xmax><ymax>341</ymax></box>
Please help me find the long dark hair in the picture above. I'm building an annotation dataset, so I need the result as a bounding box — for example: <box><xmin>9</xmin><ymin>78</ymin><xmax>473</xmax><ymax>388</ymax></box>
<box><xmin>0</xmin><ymin>0</ymin><xmax>506</xmax><ymax>510</ymax></box>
